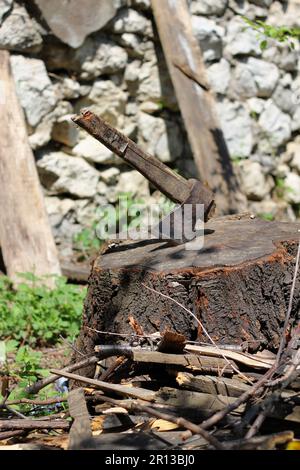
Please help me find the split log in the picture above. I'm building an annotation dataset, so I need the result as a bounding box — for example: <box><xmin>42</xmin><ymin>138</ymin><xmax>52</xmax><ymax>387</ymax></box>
<box><xmin>0</xmin><ymin>51</ymin><xmax>61</xmax><ymax>284</ymax></box>
<box><xmin>74</xmin><ymin>215</ymin><xmax>300</xmax><ymax>375</ymax></box>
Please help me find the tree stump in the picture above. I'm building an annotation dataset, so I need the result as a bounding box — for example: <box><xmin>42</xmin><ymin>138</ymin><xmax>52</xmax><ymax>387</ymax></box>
<box><xmin>75</xmin><ymin>215</ymin><xmax>300</xmax><ymax>366</ymax></box>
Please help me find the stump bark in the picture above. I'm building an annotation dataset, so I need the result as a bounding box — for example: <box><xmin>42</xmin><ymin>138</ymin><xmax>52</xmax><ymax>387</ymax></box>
<box><xmin>75</xmin><ymin>215</ymin><xmax>300</xmax><ymax>365</ymax></box>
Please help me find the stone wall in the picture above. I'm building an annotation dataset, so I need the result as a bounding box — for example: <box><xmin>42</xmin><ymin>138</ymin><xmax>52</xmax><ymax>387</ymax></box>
<box><xmin>1</xmin><ymin>0</ymin><xmax>300</xmax><ymax>256</ymax></box>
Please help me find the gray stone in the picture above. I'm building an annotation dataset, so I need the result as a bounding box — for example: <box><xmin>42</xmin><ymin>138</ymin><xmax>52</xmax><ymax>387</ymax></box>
<box><xmin>72</xmin><ymin>136</ymin><xmax>122</xmax><ymax>165</ymax></box>
<box><xmin>119</xmin><ymin>33</ymin><xmax>144</xmax><ymax>57</ymax></box>
<box><xmin>231</xmin><ymin>63</ymin><xmax>257</xmax><ymax>99</ymax></box>
<box><xmin>263</xmin><ymin>44</ymin><xmax>299</xmax><ymax>72</ymax></box>
<box><xmin>207</xmin><ymin>59</ymin><xmax>230</xmax><ymax>95</ymax></box>
<box><xmin>272</xmin><ymin>84</ymin><xmax>297</xmax><ymax>115</ymax></box>
<box><xmin>217</xmin><ymin>100</ymin><xmax>253</xmax><ymax>158</ymax></box>
<box><xmin>192</xmin><ymin>16</ymin><xmax>224</xmax><ymax>62</ymax></box>
<box><xmin>283</xmin><ymin>172</ymin><xmax>300</xmax><ymax>204</ymax></box>
<box><xmin>225</xmin><ymin>17</ymin><xmax>261</xmax><ymax>57</ymax></box>
<box><xmin>44</xmin><ymin>36</ymin><xmax>128</xmax><ymax>81</ymax></box>
<box><xmin>0</xmin><ymin>0</ymin><xmax>12</xmax><ymax>25</ymax></box>
<box><xmin>99</xmin><ymin>168</ymin><xmax>120</xmax><ymax>184</ymax></box>
<box><xmin>239</xmin><ymin>160</ymin><xmax>273</xmax><ymax>201</ymax></box>
<box><xmin>59</xmin><ymin>77</ymin><xmax>81</xmax><ymax>100</ymax></box>
<box><xmin>130</xmin><ymin>0</ymin><xmax>151</xmax><ymax>10</ymax></box>
<box><xmin>190</xmin><ymin>0</ymin><xmax>228</xmax><ymax>16</ymax></box>
<box><xmin>115</xmin><ymin>170</ymin><xmax>150</xmax><ymax>199</ymax></box>
<box><xmin>37</xmin><ymin>151</ymin><xmax>100</xmax><ymax>198</ymax></box>
<box><xmin>110</xmin><ymin>8</ymin><xmax>153</xmax><ymax>37</ymax></box>
<box><xmin>258</xmin><ymin>101</ymin><xmax>292</xmax><ymax>147</ymax></box>
<box><xmin>247</xmin><ymin>97</ymin><xmax>265</xmax><ymax>116</ymax></box>
<box><xmin>286</xmin><ymin>141</ymin><xmax>300</xmax><ymax>174</ymax></box>
<box><xmin>52</xmin><ymin>115</ymin><xmax>79</xmax><ymax>147</ymax></box>
<box><xmin>85</xmin><ymin>79</ymin><xmax>128</xmax><ymax>127</ymax></box>
<box><xmin>246</xmin><ymin>58</ymin><xmax>279</xmax><ymax>98</ymax></box>
<box><xmin>34</xmin><ymin>0</ymin><xmax>116</xmax><ymax>48</ymax></box>
<box><xmin>248</xmin><ymin>0</ymin><xmax>272</xmax><ymax>6</ymax></box>
<box><xmin>0</xmin><ymin>3</ymin><xmax>42</xmax><ymax>53</ymax></box>
<box><xmin>29</xmin><ymin>101</ymin><xmax>72</xmax><ymax>150</ymax></box>
<box><xmin>44</xmin><ymin>197</ymin><xmax>75</xmax><ymax>229</ymax></box>
<box><xmin>10</xmin><ymin>55</ymin><xmax>59</xmax><ymax>127</ymax></box>
<box><xmin>137</xmin><ymin>112</ymin><xmax>183</xmax><ymax>163</ymax></box>
<box><xmin>137</xmin><ymin>59</ymin><xmax>178</xmax><ymax>111</ymax></box>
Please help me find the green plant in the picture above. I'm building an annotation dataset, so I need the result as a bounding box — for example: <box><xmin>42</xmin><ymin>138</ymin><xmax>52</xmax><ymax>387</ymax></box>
<box><xmin>258</xmin><ymin>212</ymin><xmax>275</xmax><ymax>222</ymax></box>
<box><xmin>243</xmin><ymin>17</ymin><xmax>300</xmax><ymax>50</ymax></box>
<box><xmin>0</xmin><ymin>274</ymin><xmax>86</xmax><ymax>347</ymax></box>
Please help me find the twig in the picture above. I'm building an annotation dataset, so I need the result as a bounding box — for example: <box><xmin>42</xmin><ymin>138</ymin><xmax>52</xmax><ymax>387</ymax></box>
<box><xmin>142</xmin><ymin>283</ymin><xmax>251</xmax><ymax>383</ymax></box>
<box><xmin>1</xmin><ymin>397</ymin><xmax>68</xmax><ymax>407</ymax></box>
<box><xmin>50</xmin><ymin>369</ymin><xmax>155</xmax><ymax>401</ymax></box>
<box><xmin>4</xmin><ymin>405</ymin><xmax>27</xmax><ymax>420</ymax></box>
<box><xmin>88</xmin><ymin>393</ymin><xmax>225</xmax><ymax>450</ymax></box>
<box><xmin>25</xmin><ymin>355</ymin><xmax>99</xmax><ymax>395</ymax></box>
<box><xmin>245</xmin><ymin>406</ymin><xmax>269</xmax><ymax>439</ymax></box>
<box><xmin>0</xmin><ymin>419</ymin><xmax>70</xmax><ymax>431</ymax></box>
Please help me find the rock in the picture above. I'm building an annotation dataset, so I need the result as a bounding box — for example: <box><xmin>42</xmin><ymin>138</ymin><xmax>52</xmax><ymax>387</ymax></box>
<box><xmin>59</xmin><ymin>77</ymin><xmax>81</xmax><ymax>100</ymax></box>
<box><xmin>262</xmin><ymin>44</ymin><xmax>299</xmax><ymax>72</ymax></box>
<box><xmin>285</xmin><ymin>141</ymin><xmax>300</xmax><ymax>174</ymax></box>
<box><xmin>225</xmin><ymin>17</ymin><xmax>261</xmax><ymax>57</ymax></box>
<box><xmin>72</xmin><ymin>136</ymin><xmax>122</xmax><ymax>165</ymax></box>
<box><xmin>207</xmin><ymin>59</ymin><xmax>230</xmax><ymax>95</ymax></box>
<box><xmin>43</xmin><ymin>36</ymin><xmax>128</xmax><ymax>81</ymax></box>
<box><xmin>52</xmin><ymin>115</ymin><xmax>79</xmax><ymax>147</ymax></box>
<box><xmin>29</xmin><ymin>101</ymin><xmax>72</xmax><ymax>150</ymax></box>
<box><xmin>44</xmin><ymin>197</ymin><xmax>75</xmax><ymax>229</ymax></box>
<box><xmin>268</xmin><ymin>1</ymin><xmax>300</xmax><ymax>28</ymax></box>
<box><xmin>115</xmin><ymin>170</ymin><xmax>150</xmax><ymax>199</ymax></box>
<box><xmin>231</xmin><ymin>62</ymin><xmax>257</xmax><ymax>99</ymax></box>
<box><xmin>137</xmin><ymin>112</ymin><xmax>183</xmax><ymax>163</ymax></box>
<box><xmin>0</xmin><ymin>3</ymin><xmax>42</xmax><ymax>53</ymax></box>
<box><xmin>246</xmin><ymin>58</ymin><xmax>279</xmax><ymax>98</ymax></box>
<box><xmin>247</xmin><ymin>97</ymin><xmax>265</xmax><ymax>116</ymax></box>
<box><xmin>189</xmin><ymin>0</ymin><xmax>228</xmax><ymax>16</ymax></box>
<box><xmin>283</xmin><ymin>172</ymin><xmax>300</xmax><ymax>204</ymax></box>
<box><xmin>217</xmin><ymin>100</ymin><xmax>253</xmax><ymax>158</ymax></box>
<box><xmin>11</xmin><ymin>55</ymin><xmax>59</xmax><ymax>127</ymax></box>
<box><xmin>109</xmin><ymin>8</ymin><xmax>153</xmax><ymax>37</ymax></box>
<box><xmin>130</xmin><ymin>0</ymin><xmax>151</xmax><ymax>10</ymax></box>
<box><xmin>192</xmin><ymin>16</ymin><xmax>224</xmax><ymax>62</ymax></box>
<box><xmin>248</xmin><ymin>0</ymin><xmax>272</xmax><ymax>6</ymax></box>
<box><xmin>0</xmin><ymin>0</ymin><xmax>12</xmax><ymax>25</ymax></box>
<box><xmin>99</xmin><ymin>168</ymin><xmax>120</xmax><ymax>184</ymax></box>
<box><xmin>34</xmin><ymin>0</ymin><xmax>117</xmax><ymax>48</ymax></box>
<box><xmin>258</xmin><ymin>101</ymin><xmax>291</xmax><ymax>147</ymax></box>
<box><xmin>137</xmin><ymin>58</ymin><xmax>178</xmax><ymax>111</ymax></box>
<box><xmin>119</xmin><ymin>33</ymin><xmax>145</xmax><ymax>57</ymax></box>
<box><xmin>272</xmin><ymin>83</ymin><xmax>297</xmax><ymax>115</ymax></box>
<box><xmin>37</xmin><ymin>151</ymin><xmax>100</xmax><ymax>198</ymax></box>
<box><xmin>238</xmin><ymin>160</ymin><xmax>273</xmax><ymax>201</ymax></box>
<box><xmin>83</xmin><ymin>79</ymin><xmax>128</xmax><ymax>127</ymax></box>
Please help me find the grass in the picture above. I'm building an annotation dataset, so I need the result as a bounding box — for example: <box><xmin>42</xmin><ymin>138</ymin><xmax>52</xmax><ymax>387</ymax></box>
<box><xmin>0</xmin><ymin>273</ymin><xmax>86</xmax><ymax>408</ymax></box>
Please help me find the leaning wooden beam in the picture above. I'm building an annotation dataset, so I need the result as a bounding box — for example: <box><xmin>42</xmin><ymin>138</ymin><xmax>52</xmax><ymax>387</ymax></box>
<box><xmin>151</xmin><ymin>0</ymin><xmax>245</xmax><ymax>213</ymax></box>
<box><xmin>0</xmin><ymin>51</ymin><xmax>61</xmax><ymax>284</ymax></box>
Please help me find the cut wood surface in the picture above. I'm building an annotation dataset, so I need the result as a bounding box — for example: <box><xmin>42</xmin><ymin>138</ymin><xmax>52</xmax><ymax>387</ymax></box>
<box><xmin>151</xmin><ymin>0</ymin><xmax>246</xmax><ymax>213</ymax></box>
<box><xmin>0</xmin><ymin>50</ymin><xmax>61</xmax><ymax>283</ymax></box>
<box><xmin>68</xmin><ymin>388</ymin><xmax>95</xmax><ymax>450</ymax></box>
<box><xmin>75</xmin><ymin>215</ymin><xmax>300</xmax><ymax>370</ymax></box>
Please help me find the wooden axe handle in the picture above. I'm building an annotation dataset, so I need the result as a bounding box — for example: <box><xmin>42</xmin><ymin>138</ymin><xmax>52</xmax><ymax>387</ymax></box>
<box><xmin>72</xmin><ymin>110</ymin><xmax>214</xmax><ymax>210</ymax></box>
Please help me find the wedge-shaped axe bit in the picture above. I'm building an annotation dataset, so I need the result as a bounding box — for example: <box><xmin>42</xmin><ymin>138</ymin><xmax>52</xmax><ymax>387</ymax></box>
<box><xmin>72</xmin><ymin>110</ymin><xmax>215</xmax><ymax>244</ymax></box>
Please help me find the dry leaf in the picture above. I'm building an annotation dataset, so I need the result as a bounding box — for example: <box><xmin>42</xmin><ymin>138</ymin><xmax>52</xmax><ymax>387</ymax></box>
<box><xmin>91</xmin><ymin>415</ymin><xmax>105</xmax><ymax>432</ymax></box>
<box><xmin>150</xmin><ymin>419</ymin><xmax>179</xmax><ymax>431</ymax></box>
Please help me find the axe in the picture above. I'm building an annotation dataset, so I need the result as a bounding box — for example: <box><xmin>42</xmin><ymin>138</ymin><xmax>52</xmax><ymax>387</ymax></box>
<box><xmin>72</xmin><ymin>110</ymin><xmax>215</xmax><ymax>244</ymax></box>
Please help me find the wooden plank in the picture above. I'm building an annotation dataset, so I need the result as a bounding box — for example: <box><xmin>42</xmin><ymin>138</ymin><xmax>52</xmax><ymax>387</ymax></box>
<box><xmin>185</xmin><ymin>345</ymin><xmax>274</xmax><ymax>370</ymax></box>
<box><xmin>132</xmin><ymin>350</ymin><xmax>235</xmax><ymax>374</ymax></box>
<box><xmin>151</xmin><ymin>0</ymin><xmax>245</xmax><ymax>213</ymax></box>
<box><xmin>68</xmin><ymin>388</ymin><xmax>95</xmax><ymax>450</ymax></box>
<box><xmin>0</xmin><ymin>50</ymin><xmax>61</xmax><ymax>284</ymax></box>
<box><xmin>176</xmin><ymin>372</ymin><xmax>250</xmax><ymax>398</ymax></box>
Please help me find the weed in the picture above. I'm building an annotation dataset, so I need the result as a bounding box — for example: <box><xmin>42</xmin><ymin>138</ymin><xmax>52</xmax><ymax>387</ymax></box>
<box><xmin>0</xmin><ymin>274</ymin><xmax>86</xmax><ymax>347</ymax></box>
